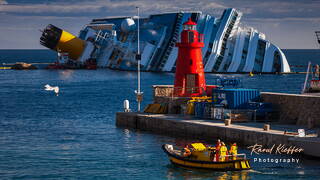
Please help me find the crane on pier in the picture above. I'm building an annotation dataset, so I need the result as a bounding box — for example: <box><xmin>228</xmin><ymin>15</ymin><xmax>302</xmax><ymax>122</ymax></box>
<box><xmin>301</xmin><ymin>31</ymin><xmax>320</xmax><ymax>93</ymax></box>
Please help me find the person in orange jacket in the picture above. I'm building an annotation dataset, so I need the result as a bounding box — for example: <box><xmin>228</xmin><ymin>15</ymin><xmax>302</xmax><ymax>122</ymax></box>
<box><xmin>215</xmin><ymin>139</ymin><xmax>221</xmax><ymax>161</ymax></box>
<box><xmin>183</xmin><ymin>145</ymin><xmax>192</xmax><ymax>157</ymax></box>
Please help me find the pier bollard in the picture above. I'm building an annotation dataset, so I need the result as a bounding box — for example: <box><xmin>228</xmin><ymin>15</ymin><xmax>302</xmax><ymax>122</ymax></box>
<box><xmin>263</xmin><ymin>124</ymin><xmax>270</xmax><ymax>131</ymax></box>
<box><xmin>225</xmin><ymin>119</ymin><xmax>231</xmax><ymax>126</ymax></box>
<box><xmin>124</xmin><ymin>100</ymin><xmax>131</xmax><ymax>112</ymax></box>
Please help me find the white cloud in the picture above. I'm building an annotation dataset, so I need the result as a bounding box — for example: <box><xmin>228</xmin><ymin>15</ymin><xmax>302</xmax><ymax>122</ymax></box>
<box><xmin>0</xmin><ymin>0</ymin><xmax>319</xmax><ymax>49</ymax></box>
<box><xmin>0</xmin><ymin>0</ymin><xmax>8</xmax><ymax>5</ymax></box>
<box><xmin>0</xmin><ymin>0</ymin><xmax>227</xmax><ymax>16</ymax></box>
<box><xmin>0</xmin><ymin>3</ymin><xmax>102</xmax><ymax>14</ymax></box>
<box><xmin>247</xmin><ymin>17</ymin><xmax>320</xmax><ymax>23</ymax></box>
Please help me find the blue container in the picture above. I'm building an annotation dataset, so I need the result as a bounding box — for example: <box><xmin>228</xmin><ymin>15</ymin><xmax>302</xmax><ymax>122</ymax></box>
<box><xmin>203</xmin><ymin>102</ymin><xmax>213</xmax><ymax>119</ymax></box>
<box><xmin>194</xmin><ymin>102</ymin><xmax>206</xmax><ymax>118</ymax></box>
<box><xmin>212</xmin><ymin>88</ymin><xmax>260</xmax><ymax>109</ymax></box>
<box><xmin>212</xmin><ymin>88</ymin><xmax>226</xmax><ymax>105</ymax></box>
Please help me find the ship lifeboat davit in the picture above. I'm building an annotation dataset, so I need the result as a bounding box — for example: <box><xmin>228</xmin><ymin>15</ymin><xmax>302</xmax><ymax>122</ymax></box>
<box><xmin>40</xmin><ymin>24</ymin><xmax>86</xmax><ymax>60</ymax></box>
<box><xmin>162</xmin><ymin>143</ymin><xmax>251</xmax><ymax>171</ymax></box>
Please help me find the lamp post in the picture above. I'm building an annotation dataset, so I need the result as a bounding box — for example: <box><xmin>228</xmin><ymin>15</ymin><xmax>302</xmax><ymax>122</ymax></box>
<box><xmin>135</xmin><ymin>6</ymin><xmax>143</xmax><ymax>112</ymax></box>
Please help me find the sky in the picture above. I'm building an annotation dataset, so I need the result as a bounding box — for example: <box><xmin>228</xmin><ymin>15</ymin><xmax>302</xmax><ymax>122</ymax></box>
<box><xmin>0</xmin><ymin>0</ymin><xmax>319</xmax><ymax>49</ymax></box>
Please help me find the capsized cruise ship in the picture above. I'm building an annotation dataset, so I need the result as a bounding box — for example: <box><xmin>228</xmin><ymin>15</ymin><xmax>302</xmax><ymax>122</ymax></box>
<box><xmin>40</xmin><ymin>8</ymin><xmax>291</xmax><ymax>73</ymax></box>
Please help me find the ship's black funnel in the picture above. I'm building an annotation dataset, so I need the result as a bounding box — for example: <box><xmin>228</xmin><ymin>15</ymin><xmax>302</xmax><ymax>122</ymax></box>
<box><xmin>40</xmin><ymin>24</ymin><xmax>63</xmax><ymax>50</ymax></box>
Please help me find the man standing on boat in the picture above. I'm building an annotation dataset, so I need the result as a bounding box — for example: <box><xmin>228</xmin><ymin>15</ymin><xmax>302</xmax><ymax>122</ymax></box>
<box><xmin>229</xmin><ymin>143</ymin><xmax>238</xmax><ymax>160</ymax></box>
<box><xmin>215</xmin><ymin>139</ymin><xmax>221</xmax><ymax>161</ymax></box>
<box><xmin>183</xmin><ymin>145</ymin><xmax>191</xmax><ymax>157</ymax></box>
<box><xmin>219</xmin><ymin>142</ymin><xmax>228</xmax><ymax>162</ymax></box>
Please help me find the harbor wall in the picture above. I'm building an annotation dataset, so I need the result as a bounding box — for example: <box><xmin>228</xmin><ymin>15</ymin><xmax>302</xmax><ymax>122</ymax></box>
<box><xmin>116</xmin><ymin>112</ymin><xmax>293</xmax><ymax>147</ymax></box>
<box><xmin>261</xmin><ymin>92</ymin><xmax>320</xmax><ymax>127</ymax></box>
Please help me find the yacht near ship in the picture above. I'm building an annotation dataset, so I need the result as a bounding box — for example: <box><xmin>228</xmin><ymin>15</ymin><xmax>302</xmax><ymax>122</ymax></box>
<box><xmin>40</xmin><ymin>8</ymin><xmax>291</xmax><ymax>73</ymax></box>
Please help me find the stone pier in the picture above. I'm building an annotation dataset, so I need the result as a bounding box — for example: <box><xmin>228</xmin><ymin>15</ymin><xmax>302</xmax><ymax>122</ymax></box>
<box><xmin>116</xmin><ymin>112</ymin><xmax>309</xmax><ymax>147</ymax></box>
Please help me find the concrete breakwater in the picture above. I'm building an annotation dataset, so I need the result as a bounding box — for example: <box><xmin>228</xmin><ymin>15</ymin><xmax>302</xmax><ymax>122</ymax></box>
<box><xmin>1</xmin><ymin>62</ymin><xmax>52</xmax><ymax>70</ymax></box>
<box><xmin>116</xmin><ymin>112</ymin><xmax>303</xmax><ymax>147</ymax></box>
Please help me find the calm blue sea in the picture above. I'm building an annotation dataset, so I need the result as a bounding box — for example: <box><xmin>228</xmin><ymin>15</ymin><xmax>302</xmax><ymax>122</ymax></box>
<box><xmin>1</xmin><ymin>49</ymin><xmax>320</xmax><ymax>179</ymax></box>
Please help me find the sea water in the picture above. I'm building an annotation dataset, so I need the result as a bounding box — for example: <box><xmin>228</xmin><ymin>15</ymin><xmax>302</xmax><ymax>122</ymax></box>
<box><xmin>1</xmin><ymin>50</ymin><xmax>320</xmax><ymax>179</ymax></box>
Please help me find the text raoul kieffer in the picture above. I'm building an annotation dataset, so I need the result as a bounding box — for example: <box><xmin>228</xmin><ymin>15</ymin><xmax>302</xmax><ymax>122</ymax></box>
<box><xmin>247</xmin><ymin>144</ymin><xmax>303</xmax><ymax>155</ymax></box>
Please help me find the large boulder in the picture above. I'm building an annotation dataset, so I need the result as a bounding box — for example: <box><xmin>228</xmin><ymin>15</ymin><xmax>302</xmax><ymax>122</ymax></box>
<box><xmin>12</xmin><ymin>62</ymin><xmax>37</xmax><ymax>70</ymax></box>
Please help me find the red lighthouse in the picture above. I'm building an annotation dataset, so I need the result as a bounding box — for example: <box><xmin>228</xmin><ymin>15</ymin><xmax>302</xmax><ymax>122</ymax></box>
<box><xmin>174</xmin><ymin>18</ymin><xmax>206</xmax><ymax>97</ymax></box>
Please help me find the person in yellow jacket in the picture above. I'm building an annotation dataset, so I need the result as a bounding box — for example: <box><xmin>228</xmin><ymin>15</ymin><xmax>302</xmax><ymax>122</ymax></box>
<box><xmin>229</xmin><ymin>143</ymin><xmax>238</xmax><ymax>160</ymax></box>
<box><xmin>219</xmin><ymin>142</ymin><xmax>228</xmax><ymax>162</ymax></box>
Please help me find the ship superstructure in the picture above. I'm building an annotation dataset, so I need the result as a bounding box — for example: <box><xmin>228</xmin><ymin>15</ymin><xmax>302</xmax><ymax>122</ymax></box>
<box><xmin>40</xmin><ymin>8</ymin><xmax>291</xmax><ymax>73</ymax></box>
